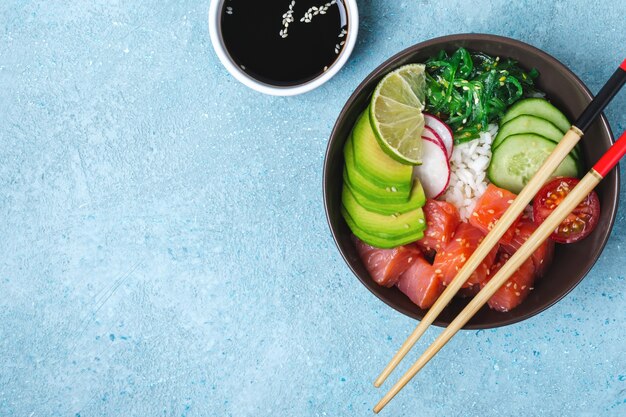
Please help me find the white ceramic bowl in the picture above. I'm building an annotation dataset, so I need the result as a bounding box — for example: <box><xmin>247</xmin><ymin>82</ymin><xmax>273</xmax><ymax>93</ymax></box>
<box><xmin>208</xmin><ymin>0</ymin><xmax>359</xmax><ymax>96</ymax></box>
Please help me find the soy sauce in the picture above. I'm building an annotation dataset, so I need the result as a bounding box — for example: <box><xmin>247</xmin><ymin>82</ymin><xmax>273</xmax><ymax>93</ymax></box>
<box><xmin>221</xmin><ymin>0</ymin><xmax>349</xmax><ymax>86</ymax></box>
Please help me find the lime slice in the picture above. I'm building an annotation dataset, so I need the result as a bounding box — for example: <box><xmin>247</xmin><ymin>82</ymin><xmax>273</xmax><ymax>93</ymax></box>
<box><xmin>370</xmin><ymin>64</ymin><xmax>426</xmax><ymax>165</ymax></box>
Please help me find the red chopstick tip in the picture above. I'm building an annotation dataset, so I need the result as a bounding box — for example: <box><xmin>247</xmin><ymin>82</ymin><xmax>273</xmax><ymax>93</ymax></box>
<box><xmin>593</xmin><ymin>130</ymin><xmax>626</xmax><ymax>177</ymax></box>
<box><xmin>621</xmin><ymin>59</ymin><xmax>626</xmax><ymax>71</ymax></box>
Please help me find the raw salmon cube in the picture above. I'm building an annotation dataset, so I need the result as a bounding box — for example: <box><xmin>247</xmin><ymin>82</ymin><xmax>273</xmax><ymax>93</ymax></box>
<box><xmin>501</xmin><ymin>213</ymin><xmax>554</xmax><ymax>278</ymax></box>
<box><xmin>469</xmin><ymin>184</ymin><xmax>520</xmax><ymax>246</ymax></box>
<box><xmin>396</xmin><ymin>254</ymin><xmax>444</xmax><ymax>309</ymax></box>
<box><xmin>482</xmin><ymin>251</ymin><xmax>536</xmax><ymax>312</ymax></box>
<box><xmin>416</xmin><ymin>199</ymin><xmax>461</xmax><ymax>254</ymax></box>
<box><xmin>433</xmin><ymin>222</ymin><xmax>498</xmax><ymax>288</ymax></box>
<box><xmin>354</xmin><ymin>236</ymin><xmax>421</xmax><ymax>287</ymax></box>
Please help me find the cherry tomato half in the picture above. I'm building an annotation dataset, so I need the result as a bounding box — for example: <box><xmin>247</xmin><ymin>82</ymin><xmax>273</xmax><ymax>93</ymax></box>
<box><xmin>533</xmin><ymin>177</ymin><xmax>600</xmax><ymax>244</ymax></box>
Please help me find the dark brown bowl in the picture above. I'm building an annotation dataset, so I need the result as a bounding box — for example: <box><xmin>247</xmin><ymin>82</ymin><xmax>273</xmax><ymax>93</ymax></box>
<box><xmin>323</xmin><ymin>34</ymin><xmax>619</xmax><ymax>329</ymax></box>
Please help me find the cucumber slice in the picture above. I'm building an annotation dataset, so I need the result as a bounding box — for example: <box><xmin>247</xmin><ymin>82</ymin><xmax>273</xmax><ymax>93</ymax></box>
<box><xmin>344</xmin><ymin>135</ymin><xmax>411</xmax><ymax>204</ymax></box>
<box><xmin>342</xmin><ymin>186</ymin><xmax>426</xmax><ymax>236</ymax></box>
<box><xmin>345</xmin><ymin>172</ymin><xmax>426</xmax><ymax>215</ymax></box>
<box><xmin>500</xmin><ymin>98</ymin><xmax>570</xmax><ymax>133</ymax></box>
<box><xmin>341</xmin><ymin>206</ymin><xmax>424</xmax><ymax>249</ymax></box>
<box><xmin>493</xmin><ymin>114</ymin><xmax>582</xmax><ymax>160</ymax></box>
<box><xmin>351</xmin><ymin>110</ymin><xmax>413</xmax><ymax>194</ymax></box>
<box><xmin>488</xmin><ymin>133</ymin><xmax>579</xmax><ymax>194</ymax></box>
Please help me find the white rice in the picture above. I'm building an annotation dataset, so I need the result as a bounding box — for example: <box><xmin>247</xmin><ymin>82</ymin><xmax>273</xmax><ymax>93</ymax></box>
<box><xmin>441</xmin><ymin>124</ymin><xmax>498</xmax><ymax>220</ymax></box>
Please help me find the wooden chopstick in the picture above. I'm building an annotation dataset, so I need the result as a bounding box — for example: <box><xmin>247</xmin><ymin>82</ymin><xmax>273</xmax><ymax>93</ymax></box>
<box><xmin>374</xmin><ymin>130</ymin><xmax>626</xmax><ymax>413</ymax></box>
<box><xmin>373</xmin><ymin>127</ymin><xmax>582</xmax><ymax>386</ymax></box>
<box><xmin>374</xmin><ymin>58</ymin><xmax>626</xmax><ymax>389</ymax></box>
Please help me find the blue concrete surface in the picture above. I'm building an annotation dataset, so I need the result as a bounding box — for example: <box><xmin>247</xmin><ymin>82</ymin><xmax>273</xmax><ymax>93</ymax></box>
<box><xmin>0</xmin><ymin>1</ymin><xmax>625</xmax><ymax>416</ymax></box>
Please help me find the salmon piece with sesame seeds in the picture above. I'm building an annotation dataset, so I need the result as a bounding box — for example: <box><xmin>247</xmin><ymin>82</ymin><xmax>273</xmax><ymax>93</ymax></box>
<box><xmin>433</xmin><ymin>222</ymin><xmax>498</xmax><ymax>288</ymax></box>
<box><xmin>353</xmin><ymin>236</ymin><xmax>421</xmax><ymax>287</ymax></box>
<box><xmin>395</xmin><ymin>253</ymin><xmax>444</xmax><ymax>309</ymax></box>
<box><xmin>501</xmin><ymin>213</ymin><xmax>555</xmax><ymax>278</ymax></box>
<box><xmin>416</xmin><ymin>199</ymin><xmax>461</xmax><ymax>255</ymax></box>
<box><xmin>469</xmin><ymin>184</ymin><xmax>521</xmax><ymax>246</ymax></box>
<box><xmin>481</xmin><ymin>251</ymin><xmax>536</xmax><ymax>312</ymax></box>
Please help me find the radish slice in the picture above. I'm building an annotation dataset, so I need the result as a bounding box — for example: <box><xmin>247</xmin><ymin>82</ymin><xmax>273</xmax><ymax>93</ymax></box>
<box><xmin>423</xmin><ymin>126</ymin><xmax>447</xmax><ymax>158</ymax></box>
<box><xmin>414</xmin><ymin>136</ymin><xmax>450</xmax><ymax>199</ymax></box>
<box><xmin>424</xmin><ymin>113</ymin><xmax>453</xmax><ymax>160</ymax></box>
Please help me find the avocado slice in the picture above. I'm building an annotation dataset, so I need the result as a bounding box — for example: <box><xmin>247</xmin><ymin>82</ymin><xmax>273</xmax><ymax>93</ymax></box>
<box><xmin>341</xmin><ymin>206</ymin><xmax>424</xmax><ymax>249</ymax></box>
<box><xmin>344</xmin><ymin>170</ymin><xmax>426</xmax><ymax>215</ymax></box>
<box><xmin>342</xmin><ymin>185</ymin><xmax>426</xmax><ymax>237</ymax></box>
<box><xmin>351</xmin><ymin>110</ymin><xmax>413</xmax><ymax>194</ymax></box>
<box><xmin>344</xmin><ymin>134</ymin><xmax>413</xmax><ymax>204</ymax></box>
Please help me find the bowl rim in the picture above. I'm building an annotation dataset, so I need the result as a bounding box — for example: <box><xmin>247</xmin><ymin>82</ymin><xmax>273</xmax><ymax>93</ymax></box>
<box><xmin>208</xmin><ymin>0</ymin><xmax>360</xmax><ymax>96</ymax></box>
<box><xmin>323</xmin><ymin>33</ymin><xmax>620</xmax><ymax>329</ymax></box>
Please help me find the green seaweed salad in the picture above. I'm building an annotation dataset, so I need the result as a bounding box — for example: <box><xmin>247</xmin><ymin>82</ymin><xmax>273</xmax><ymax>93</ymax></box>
<box><xmin>424</xmin><ymin>47</ymin><xmax>539</xmax><ymax>143</ymax></box>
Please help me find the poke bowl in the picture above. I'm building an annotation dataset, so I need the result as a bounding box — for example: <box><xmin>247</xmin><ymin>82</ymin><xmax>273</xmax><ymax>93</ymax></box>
<box><xmin>323</xmin><ymin>34</ymin><xmax>619</xmax><ymax>329</ymax></box>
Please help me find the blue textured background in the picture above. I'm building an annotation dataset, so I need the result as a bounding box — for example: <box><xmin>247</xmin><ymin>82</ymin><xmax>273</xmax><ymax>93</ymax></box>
<box><xmin>1</xmin><ymin>1</ymin><xmax>625</xmax><ymax>416</ymax></box>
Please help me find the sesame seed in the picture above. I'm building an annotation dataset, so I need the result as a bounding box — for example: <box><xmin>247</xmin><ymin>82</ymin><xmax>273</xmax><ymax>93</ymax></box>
<box><xmin>515</xmin><ymin>292</ymin><xmax>521</xmax><ymax>296</ymax></box>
